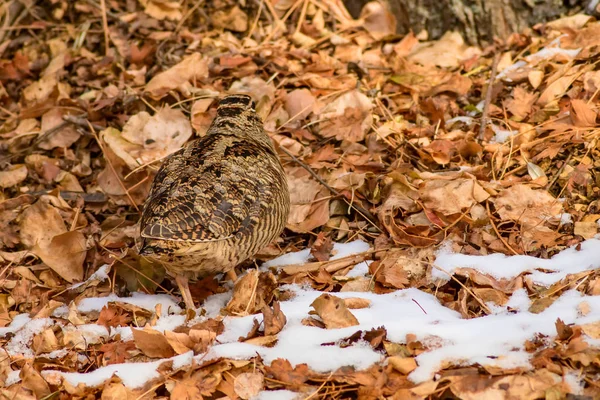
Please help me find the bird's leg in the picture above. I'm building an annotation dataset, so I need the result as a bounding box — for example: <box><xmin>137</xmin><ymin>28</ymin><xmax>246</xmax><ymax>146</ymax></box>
<box><xmin>175</xmin><ymin>275</ymin><xmax>196</xmax><ymax>310</ymax></box>
<box><xmin>226</xmin><ymin>269</ymin><xmax>238</xmax><ymax>282</ymax></box>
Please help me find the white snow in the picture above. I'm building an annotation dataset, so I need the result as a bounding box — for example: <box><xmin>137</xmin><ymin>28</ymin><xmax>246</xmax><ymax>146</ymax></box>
<box><xmin>5</xmin><ymin>370</ymin><xmax>21</xmax><ymax>386</ymax></box>
<box><xmin>70</xmin><ymin>264</ymin><xmax>111</xmax><ymax>290</ymax></box>
<box><xmin>77</xmin><ymin>292</ymin><xmax>182</xmax><ymax>316</ymax></box>
<box><xmin>4</xmin><ymin>318</ymin><xmax>54</xmax><ymax>357</ymax></box>
<box><xmin>346</xmin><ymin>260</ymin><xmax>372</xmax><ymax>277</ymax></box>
<box><xmin>263</xmin><ymin>240</ymin><xmax>370</xmax><ymax>268</ymax></box>
<box><xmin>43</xmin><ymin>351</ymin><xmax>194</xmax><ymax>389</ymax></box>
<box><xmin>434</xmin><ymin>238</ymin><xmax>600</xmax><ymax>286</ymax></box>
<box><xmin>497</xmin><ymin>36</ymin><xmax>581</xmax><ymax>81</ymax></box>
<box><xmin>4</xmin><ymin>238</ymin><xmax>600</xmax><ymax>390</ymax></box>
<box><xmin>490</xmin><ymin>124</ymin><xmax>516</xmax><ymax>143</ymax></box>
<box><xmin>252</xmin><ymin>390</ymin><xmax>300</xmax><ymax>400</ymax></box>
<box><xmin>203</xmin><ymin>285</ymin><xmax>600</xmax><ymax>384</ymax></box>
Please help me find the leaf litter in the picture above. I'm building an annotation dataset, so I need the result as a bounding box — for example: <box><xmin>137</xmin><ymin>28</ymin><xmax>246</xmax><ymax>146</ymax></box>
<box><xmin>1</xmin><ymin>1</ymin><xmax>600</xmax><ymax>398</ymax></box>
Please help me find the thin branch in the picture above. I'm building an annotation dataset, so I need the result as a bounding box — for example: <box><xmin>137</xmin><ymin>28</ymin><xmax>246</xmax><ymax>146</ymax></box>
<box><xmin>277</xmin><ymin>145</ymin><xmax>381</xmax><ymax>231</ymax></box>
<box><xmin>479</xmin><ymin>53</ymin><xmax>501</xmax><ymax>141</ymax></box>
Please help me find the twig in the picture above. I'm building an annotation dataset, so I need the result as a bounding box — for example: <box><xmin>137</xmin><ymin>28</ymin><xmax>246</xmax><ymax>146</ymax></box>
<box><xmin>277</xmin><ymin>145</ymin><xmax>381</xmax><ymax>231</ymax></box>
<box><xmin>485</xmin><ymin>201</ymin><xmax>520</xmax><ymax>255</ymax></box>
<box><xmin>479</xmin><ymin>53</ymin><xmax>500</xmax><ymax>141</ymax></box>
<box><xmin>545</xmin><ymin>150</ymin><xmax>573</xmax><ymax>191</ymax></box>
<box><xmin>99</xmin><ymin>0</ymin><xmax>110</xmax><ymax>56</ymax></box>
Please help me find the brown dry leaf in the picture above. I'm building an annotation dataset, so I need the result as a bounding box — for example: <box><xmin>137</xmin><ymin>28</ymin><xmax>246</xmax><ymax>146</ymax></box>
<box><xmin>537</xmin><ymin>64</ymin><xmax>585</xmax><ymax>106</ymax></box>
<box><xmin>38</xmin><ymin>109</ymin><xmax>80</xmax><ymax>150</ymax></box>
<box><xmin>262</xmin><ymin>301</ymin><xmax>287</xmax><ymax>336</ymax></box>
<box><xmin>233</xmin><ymin>372</ymin><xmax>264</xmax><ymax>399</ymax></box>
<box><xmin>226</xmin><ymin>270</ymin><xmax>277</xmax><ymax>315</ymax></box>
<box><xmin>570</xmin><ymin>99</ymin><xmax>597</xmax><ymax>127</ymax></box>
<box><xmin>19</xmin><ymin>200</ymin><xmax>85</xmax><ymax>282</ymax></box>
<box><xmin>371</xmin><ymin>258</ymin><xmax>410</xmax><ymax>289</ymax></box>
<box><xmin>190</xmin><ymin>96</ymin><xmax>217</xmax><ymax>136</ymax></box>
<box><xmin>419</xmin><ymin>178</ymin><xmax>489</xmax><ymax>215</ymax></box>
<box><xmin>546</xmin><ymin>13</ymin><xmax>592</xmax><ymax>30</ymax></box>
<box><xmin>164</xmin><ymin>330</ymin><xmax>194</xmax><ymax>354</ymax></box>
<box><xmin>344</xmin><ymin>298</ymin><xmax>371</xmax><ymax>309</ymax></box>
<box><xmin>317</xmin><ymin>90</ymin><xmax>373</xmax><ymax>142</ymax></box>
<box><xmin>33</xmin><ymin>231</ymin><xmax>86</xmax><ymax>283</ymax></box>
<box><xmin>20</xmin><ymin>363</ymin><xmax>51</xmax><ymax>398</ymax></box>
<box><xmin>310</xmin><ymin>293</ymin><xmax>360</xmax><ymax>329</ymax></box>
<box><xmin>284</xmin><ymin>89</ymin><xmax>316</xmax><ymax>122</ymax></box>
<box><xmin>493</xmin><ymin>184</ymin><xmax>562</xmax><ymax>230</ymax></box>
<box><xmin>407</xmin><ymin>31</ymin><xmax>481</xmax><ymax>69</ymax></box>
<box><xmin>212</xmin><ymin>6</ymin><xmax>248</xmax><ymax>32</ymax></box>
<box><xmin>131</xmin><ymin>327</ymin><xmax>175</xmax><ymax>358</ymax></box>
<box><xmin>449</xmin><ymin>369</ymin><xmax>560</xmax><ymax>400</ymax></box>
<box><xmin>388</xmin><ymin>356</ymin><xmax>418</xmax><ymax>374</ymax></box>
<box><xmin>102</xmin><ymin>107</ymin><xmax>192</xmax><ymax>170</ymax></box>
<box><xmin>361</xmin><ymin>1</ymin><xmax>396</xmax><ymax>40</ymax></box>
<box><xmin>100</xmin><ymin>382</ymin><xmax>138</xmax><ymax>400</ymax></box>
<box><xmin>505</xmin><ymin>86</ymin><xmax>538</xmax><ymax>121</ymax></box>
<box><xmin>580</xmin><ymin>321</ymin><xmax>600</xmax><ymax>339</ymax></box>
<box><xmin>0</xmin><ymin>164</ymin><xmax>28</xmax><ymax>188</ymax></box>
<box><xmin>139</xmin><ymin>0</ymin><xmax>182</xmax><ymax>20</ymax></box>
<box><xmin>286</xmin><ymin>169</ymin><xmax>330</xmax><ymax>233</ymax></box>
<box><xmin>574</xmin><ymin>221</ymin><xmax>597</xmax><ymax>239</ymax></box>
<box><xmin>310</xmin><ymin>232</ymin><xmax>333</xmax><ymax>262</ymax></box>
<box><xmin>170</xmin><ymin>370</ymin><xmax>221</xmax><ymax>399</ymax></box>
<box><xmin>145</xmin><ymin>52</ymin><xmax>209</xmax><ymax>98</ymax></box>
<box><xmin>265</xmin><ymin>359</ymin><xmax>310</xmax><ymax>389</ymax></box>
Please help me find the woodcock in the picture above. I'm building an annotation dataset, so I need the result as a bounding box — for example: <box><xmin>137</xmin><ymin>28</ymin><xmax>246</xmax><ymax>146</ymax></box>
<box><xmin>139</xmin><ymin>94</ymin><xmax>290</xmax><ymax>310</ymax></box>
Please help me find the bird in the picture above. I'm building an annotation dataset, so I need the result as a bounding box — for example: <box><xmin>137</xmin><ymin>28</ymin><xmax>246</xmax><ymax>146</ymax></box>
<box><xmin>138</xmin><ymin>94</ymin><xmax>290</xmax><ymax>310</ymax></box>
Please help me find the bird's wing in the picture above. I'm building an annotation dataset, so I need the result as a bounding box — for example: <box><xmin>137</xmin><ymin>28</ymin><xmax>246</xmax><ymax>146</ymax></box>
<box><xmin>140</xmin><ymin>137</ymin><xmax>279</xmax><ymax>243</ymax></box>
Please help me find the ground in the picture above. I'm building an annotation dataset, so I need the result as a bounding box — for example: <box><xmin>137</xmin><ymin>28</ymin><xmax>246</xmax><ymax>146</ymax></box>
<box><xmin>1</xmin><ymin>1</ymin><xmax>600</xmax><ymax>399</ymax></box>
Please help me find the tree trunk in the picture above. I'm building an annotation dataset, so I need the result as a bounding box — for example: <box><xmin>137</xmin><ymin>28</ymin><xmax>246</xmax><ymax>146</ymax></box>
<box><xmin>344</xmin><ymin>0</ymin><xmax>595</xmax><ymax>45</ymax></box>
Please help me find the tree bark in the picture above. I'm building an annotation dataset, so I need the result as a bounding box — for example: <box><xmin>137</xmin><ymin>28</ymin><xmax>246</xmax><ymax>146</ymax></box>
<box><xmin>344</xmin><ymin>0</ymin><xmax>594</xmax><ymax>45</ymax></box>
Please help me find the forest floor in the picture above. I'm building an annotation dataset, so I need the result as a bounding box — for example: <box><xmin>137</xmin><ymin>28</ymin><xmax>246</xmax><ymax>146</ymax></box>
<box><xmin>1</xmin><ymin>0</ymin><xmax>600</xmax><ymax>399</ymax></box>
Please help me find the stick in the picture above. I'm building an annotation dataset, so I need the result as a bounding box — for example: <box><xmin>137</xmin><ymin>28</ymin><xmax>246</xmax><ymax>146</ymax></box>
<box><xmin>277</xmin><ymin>145</ymin><xmax>381</xmax><ymax>231</ymax></box>
<box><xmin>479</xmin><ymin>53</ymin><xmax>501</xmax><ymax>141</ymax></box>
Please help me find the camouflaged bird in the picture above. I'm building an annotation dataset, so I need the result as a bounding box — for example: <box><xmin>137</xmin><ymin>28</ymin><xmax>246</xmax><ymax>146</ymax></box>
<box><xmin>139</xmin><ymin>94</ymin><xmax>290</xmax><ymax>310</ymax></box>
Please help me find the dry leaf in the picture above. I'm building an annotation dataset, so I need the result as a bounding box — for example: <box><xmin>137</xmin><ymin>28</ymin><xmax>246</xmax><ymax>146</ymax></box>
<box><xmin>310</xmin><ymin>293</ymin><xmax>360</xmax><ymax>329</ymax></box>
<box><xmin>131</xmin><ymin>328</ymin><xmax>175</xmax><ymax>358</ymax></box>
<box><xmin>262</xmin><ymin>301</ymin><xmax>287</xmax><ymax>335</ymax></box>
<box><xmin>420</xmin><ymin>178</ymin><xmax>489</xmax><ymax>215</ymax></box>
<box><xmin>145</xmin><ymin>53</ymin><xmax>209</xmax><ymax>98</ymax></box>
<box><xmin>233</xmin><ymin>372</ymin><xmax>264</xmax><ymax>399</ymax></box>
<box><xmin>103</xmin><ymin>107</ymin><xmax>192</xmax><ymax>170</ymax></box>
<box><xmin>317</xmin><ymin>90</ymin><xmax>373</xmax><ymax>142</ymax></box>
<box><xmin>0</xmin><ymin>164</ymin><xmax>28</xmax><ymax>188</ymax></box>
<box><xmin>361</xmin><ymin>1</ymin><xmax>396</xmax><ymax>40</ymax></box>
<box><xmin>493</xmin><ymin>184</ymin><xmax>562</xmax><ymax>230</ymax></box>
<box><xmin>139</xmin><ymin>0</ymin><xmax>182</xmax><ymax>21</ymax></box>
<box><xmin>226</xmin><ymin>270</ymin><xmax>277</xmax><ymax>315</ymax></box>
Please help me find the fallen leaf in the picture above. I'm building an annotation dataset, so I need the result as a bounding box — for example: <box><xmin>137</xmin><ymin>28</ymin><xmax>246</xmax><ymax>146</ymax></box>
<box><xmin>131</xmin><ymin>328</ymin><xmax>175</xmax><ymax>358</ymax></box>
<box><xmin>420</xmin><ymin>178</ymin><xmax>489</xmax><ymax>215</ymax></box>
<box><xmin>570</xmin><ymin>99</ymin><xmax>597</xmax><ymax>127</ymax></box>
<box><xmin>145</xmin><ymin>52</ymin><xmax>209</xmax><ymax>99</ymax></box>
<box><xmin>262</xmin><ymin>301</ymin><xmax>287</xmax><ymax>336</ymax></box>
<box><xmin>493</xmin><ymin>184</ymin><xmax>562</xmax><ymax>230</ymax></box>
<box><xmin>310</xmin><ymin>293</ymin><xmax>360</xmax><ymax>329</ymax></box>
<box><xmin>361</xmin><ymin>1</ymin><xmax>396</xmax><ymax>40</ymax></box>
<box><xmin>103</xmin><ymin>107</ymin><xmax>192</xmax><ymax>170</ymax></box>
<box><xmin>0</xmin><ymin>164</ymin><xmax>28</xmax><ymax>188</ymax></box>
<box><xmin>226</xmin><ymin>270</ymin><xmax>277</xmax><ymax>316</ymax></box>
<box><xmin>505</xmin><ymin>86</ymin><xmax>538</xmax><ymax>121</ymax></box>
<box><xmin>317</xmin><ymin>90</ymin><xmax>373</xmax><ymax>142</ymax></box>
<box><xmin>139</xmin><ymin>0</ymin><xmax>182</xmax><ymax>21</ymax></box>
<box><xmin>234</xmin><ymin>372</ymin><xmax>264</xmax><ymax>399</ymax></box>
<box><xmin>407</xmin><ymin>31</ymin><xmax>481</xmax><ymax>69</ymax></box>
<box><xmin>212</xmin><ymin>6</ymin><xmax>248</xmax><ymax>32</ymax></box>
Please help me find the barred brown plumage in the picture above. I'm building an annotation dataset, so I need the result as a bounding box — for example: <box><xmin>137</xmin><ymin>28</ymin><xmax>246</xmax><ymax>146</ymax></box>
<box><xmin>138</xmin><ymin>94</ymin><xmax>290</xmax><ymax>310</ymax></box>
